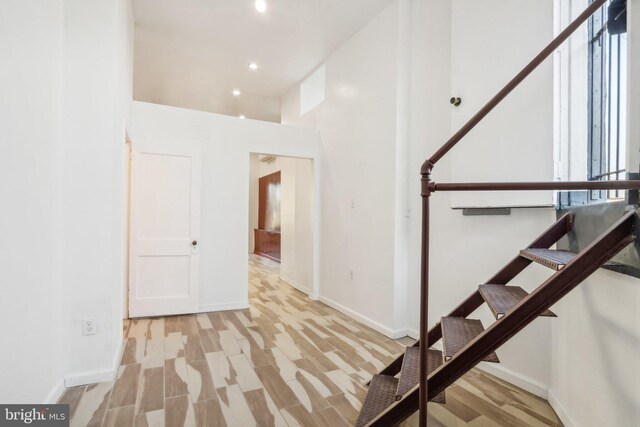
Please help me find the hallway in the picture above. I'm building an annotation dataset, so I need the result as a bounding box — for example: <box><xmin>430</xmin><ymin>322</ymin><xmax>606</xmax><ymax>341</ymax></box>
<box><xmin>58</xmin><ymin>255</ymin><xmax>562</xmax><ymax>426</ymax></box>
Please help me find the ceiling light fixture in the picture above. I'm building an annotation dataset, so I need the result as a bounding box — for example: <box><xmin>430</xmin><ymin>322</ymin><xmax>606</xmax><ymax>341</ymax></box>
<box><xmin>239</xmin><ymin>115</ymin><xmax>246</xmax><ymax>119</ymax></box>
<box><xmin>249</xmin><ymin>62</ymin><xmax>259</xmax><ymax>70</ymax></box>
<box><xmin>255</xmin><ymin>0</ymin><xmax>267</xmax><ymax>13</ymax></box>
<box><xmin>232</xmin><ymin>89</ymin><xmax>241</xmax><ymax>96</ymax></box>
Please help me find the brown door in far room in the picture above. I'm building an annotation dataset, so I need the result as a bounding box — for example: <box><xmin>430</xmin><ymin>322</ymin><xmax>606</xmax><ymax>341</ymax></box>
<box><xmin>255</xmin><ymin>171</ymin><xmax>281</xmax><ymax>262</ymax></box>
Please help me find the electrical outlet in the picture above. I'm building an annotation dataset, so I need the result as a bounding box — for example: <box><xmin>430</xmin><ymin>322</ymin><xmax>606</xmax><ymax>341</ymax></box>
<box><xmin>82</xmin><ymin>317</ymin><xmax>97</xmax><ymax>336</ymax></box>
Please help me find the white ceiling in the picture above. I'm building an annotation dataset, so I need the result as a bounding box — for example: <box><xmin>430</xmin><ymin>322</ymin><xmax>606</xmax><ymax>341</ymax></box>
<box><xmin>132</xmin><ymin>0</ymin><xmax>395</xmax><ymax>122</ymax></box>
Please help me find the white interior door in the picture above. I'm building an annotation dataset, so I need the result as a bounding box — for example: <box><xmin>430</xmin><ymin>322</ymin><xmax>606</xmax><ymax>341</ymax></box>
<box><xmin>129</xmin><ymin>150</ymin><xmax>200</xmax><ymax>318</ymax></box>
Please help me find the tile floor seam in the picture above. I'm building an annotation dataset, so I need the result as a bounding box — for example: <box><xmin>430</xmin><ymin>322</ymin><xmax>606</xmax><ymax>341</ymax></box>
<box><xmin>59</xmin><ymin>254</ymin><xmax>563</xmax><ymax>427</ymax></box>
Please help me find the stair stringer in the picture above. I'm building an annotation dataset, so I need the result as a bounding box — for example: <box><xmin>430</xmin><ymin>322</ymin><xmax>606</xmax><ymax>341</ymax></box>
<box><xmin>427</xmin><ymin>211</ymin><xmax>575</xmax><ymax>347</ymax></box>
<box><xmin>365</xmin><ymin>210</ymin><xmax>635</xmax><ymax>426</ymax></box>
<box><xmin>371</xmin><ymin>212</ymin><xmax>574</xmax><ymax>381</ymax></box>
<box><xmin>426</xmin><ymin>210</ymin><xmax>635</xmax><ymax>402</ymax></box>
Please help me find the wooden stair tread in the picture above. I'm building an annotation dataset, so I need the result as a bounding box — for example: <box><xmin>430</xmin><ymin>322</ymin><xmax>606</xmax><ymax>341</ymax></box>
<box><xmin>396</xmin><ymin>347</ymin><xmax>445</xmax><ymax>403</ymax></box>
<box><xmin>479</xmin><ymin>284</ymin><xmax>556</xmax><ymax>319</ymax></box>
<box><xmin>519</xmin><ymin>248</ymin><xmax>622</xmax><ymax>270</ymax></box>
<box><xmin>355</xmin><ymin>210</ymin><xmax>637</xmax><ymax>424</ymax></box>
<box><xmin>356</xmin><ymin>375</ymin><xmax>399</xmax><ymax>427</ymax></box>
<box><xmin>441</xmin><ymin>317</ymin><xmax>500</xmax><ymax>363</ymax></box>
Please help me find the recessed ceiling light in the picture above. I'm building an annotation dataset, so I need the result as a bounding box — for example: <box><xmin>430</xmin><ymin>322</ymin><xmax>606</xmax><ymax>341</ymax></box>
<box><xmin>255</xmin><ymin>0</ymin><xmax>267</xmax><ymax>13</ymax></box>
<box><xmin>239</xmin><ymin>115</ymin><xmax>246</xmax><ymax>119</ymax></box>
<box><xmin>249</xmin><ymin>62</ymin><xmax>259</xmax><ymax>70</ymax></box>
<box><xmin>232</xmin><ymin>89</ymin><xmax>241</xmax><ymax>96</ymax></box>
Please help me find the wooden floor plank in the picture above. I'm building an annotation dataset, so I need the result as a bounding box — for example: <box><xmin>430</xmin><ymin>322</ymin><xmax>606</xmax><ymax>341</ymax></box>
<box><xmin>59</xmin><ymin>254</ymin><xmax>563</xmax><ymax>427</ymax></box>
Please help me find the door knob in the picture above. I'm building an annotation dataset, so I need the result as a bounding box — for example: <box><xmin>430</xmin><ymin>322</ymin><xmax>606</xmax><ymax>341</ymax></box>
<box><xmin>192</xmin><ymin>240</ymin><xmax>198</xmax><ymax>246</ymax></box>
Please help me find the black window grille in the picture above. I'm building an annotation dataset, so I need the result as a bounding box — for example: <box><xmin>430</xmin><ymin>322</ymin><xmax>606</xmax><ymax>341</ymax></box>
<box><xmin>587</xmin><ymin>0</ymin><xmax>628</xmax><ymax>201</ymax></box>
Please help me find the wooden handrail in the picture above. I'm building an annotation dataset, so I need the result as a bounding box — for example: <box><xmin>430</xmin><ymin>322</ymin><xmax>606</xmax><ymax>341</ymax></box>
<box><xmin>421</xmin><ymin>0</ymin><xmax>608</xmax><ymax>174</ymax></box>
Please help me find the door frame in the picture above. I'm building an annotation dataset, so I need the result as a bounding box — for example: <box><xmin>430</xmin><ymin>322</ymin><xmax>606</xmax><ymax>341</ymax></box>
<box><xmin>123</xmin><ymin>135</ymin><xmax>132</xmax><ymax>319</ymax></box>
<box><xmin>248</xmin><ymin>152</ymin><xmax>321</xmax><ymax>300</ymax></box>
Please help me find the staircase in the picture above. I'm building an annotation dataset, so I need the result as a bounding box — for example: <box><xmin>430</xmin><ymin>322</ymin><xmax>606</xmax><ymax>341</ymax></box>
<box><xmin>356</xmin><ymin>209</ymin><xmax>637</xmax><ymax>426</ymax></box>
<box><xmin>355</xmin><ymin>0</ymin><xmax>640</xmax><ymax>424</ymax></box>
<box><xmin>350</xmin><ymin>0</ymin><xmax>640</xmax><ymax>427</ymax></box>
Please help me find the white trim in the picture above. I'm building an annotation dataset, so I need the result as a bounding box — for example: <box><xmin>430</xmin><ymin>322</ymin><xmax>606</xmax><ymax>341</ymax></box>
<box><xmin>317</xmin><ymin>295</ymin><xmax>407</xmax><ymax>339</ymax></box>
<box><xmin>392</xmin><ymin>0</ymin><xmax>411</xmax><ymax>336</ymax></box>
<box><xmin>113</xmin><ymin>338</ymin><xmax>125</xmax><ymax>376</ymax></box>
<box><xmin>406</xmin><ymin>330</ymin><xmax>555</xmax><ymax>405</ymax></box>
<box><xmin>476</xmin><ymin>362</ymin><xmax>548</xmax><ymax>399</ymax></box>
<box><xmin>406</xmin><ymin>330</ymin><xmax>552</xmax><ymax>402</ymax></box>
<box><xmin>280</xmin><ymin>274</ymin><xmax>310</xmax><ymax>295</ymax></box>
<box><xmin>548</xmin><ymin>389</ymin><xmax>577</xmax><ymax>427</ymax></box>
<box><xmin>65</xmin><ymin>368</ymin><xmax>117</xmax><ymax>388</ymax></box>
<box><xmin>44</xmin><ymin>379</ymin><xmax>65</xmax><ymax>404</ymax></box>
<box><xmin>64</xmin><ymin>338</ymin><xmax>124</xmax><ymax>387</ymax></box>
<box><xmin>198</xmin><ymin>302</ymin><xmax>250</xmax><ymax>313</ymax></box>
<box><xmin>407</xmin><ymin>328</ymin><xmax>419</xmax><ymax>340</ymax></box>
<box><xmin>311</xmin><ymin>156</ymin><xmax>321</xmax><ymax>300</ymax></box>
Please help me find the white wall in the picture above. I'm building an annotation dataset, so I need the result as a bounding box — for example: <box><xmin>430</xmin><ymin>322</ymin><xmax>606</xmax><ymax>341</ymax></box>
<box><xmin>281</xmin><ymin>0</ymin><xmax>408</xmax><ymax>337</ymax></box>
<box><xmin>555</xmin><ymin>0</ymin><xmax>590</xmax><ymax>183</ymax></box>
<box><xmin>629</xmin><ymin>0</ymin><xmax>640</xmax><ymax>170</ymax></box>
<box><xmin>249</xmin><ymin>156</ymin><xmax>314</xmax><ymax>293</ymax></box>
<box><xmin>290</xmin><ymin>158</ymin><xmax>315</xmax><ymax>293</ymax></box>
<box><xmin>406</xmin><ymin>0</ymin><xmax>557</xmax><ymax>392</ymax></box>
<box><xmin>449</xmin><ymin>0</ymin><xmax>555</xmax><ymax>208</ymax></box>
<box><xmin>61</xmin><ymin>0</ymin><xmax>133</xmax><ymax>386</ymax></box>
<box><xmin>0</xmin><ymin>0</ymin><xmax>134</xmax><ymax>397</ymax></box>
<box><xmin>0</xmin><ymin>0</ymin><xmax>65</xmax><ymax>403</ymax></box>
<box><xmin>131</xmin><ymin>101</ymin><xmax>320</xmax><ymax>312</ymax></box>
<box><xmin>281</xmin><ymin>5</ymin><xmax>556</xmax><ymax>390</ymax></box>
<box><xmin>409</xmin><ymin>0</ymin><xmax>640</xmax><ymax>423</ymax></box>
<box><xmin>547</xmin><ymin>3</ymin><xmax>640</xmax><ymax>425</ymax></box>
<box><xmin>282</xmin><ymin>0</ymin><xmax>556</xmax><ymax>393</ymax></box>
<box><xmin>549</xmin><ymin>269</ymin><xmax>640</xmax><ymax>426</ymax></box>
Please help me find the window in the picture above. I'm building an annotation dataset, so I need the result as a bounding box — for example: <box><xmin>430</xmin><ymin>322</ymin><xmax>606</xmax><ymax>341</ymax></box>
<box><xmin>587</xmin><ymin>0</ymin><xmax>628</xmax><ymax>200</ymax></box>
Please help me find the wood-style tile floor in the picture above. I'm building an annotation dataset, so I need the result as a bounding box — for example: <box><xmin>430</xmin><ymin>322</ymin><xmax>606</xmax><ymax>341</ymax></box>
<box><xmin>59</xmin><ymin>254</ymin><xmax>562</xmax><ymax>426</ymax></box>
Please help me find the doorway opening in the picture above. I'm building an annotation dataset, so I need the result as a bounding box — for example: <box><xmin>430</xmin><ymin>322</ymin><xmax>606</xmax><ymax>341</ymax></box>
<box><xmin>248</xmin><ymin>153</ymin><xmax>315</xmax><ymax>297</ymax></box>
<box><xmin>254</xmin><ymin>169</ymin><xmax>282</xmax><ymax>262</ymax></box>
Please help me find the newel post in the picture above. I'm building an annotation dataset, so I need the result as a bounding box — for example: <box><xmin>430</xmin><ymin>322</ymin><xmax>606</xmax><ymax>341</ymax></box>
<box><xmin>419</xmin><ymin>166</ymin><xmax>433</xmax><ymax>427</ymax></box>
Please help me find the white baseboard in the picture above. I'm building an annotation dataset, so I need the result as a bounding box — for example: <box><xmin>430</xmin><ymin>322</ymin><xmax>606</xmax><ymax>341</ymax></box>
<box><xmin>317</xmin><ymin>295</ymin><xmax>407</xmax><ymax>339</ymax></box>
<box><xmin>199</xmin><ymin>302</ymin><xmax>250</xmax><ymax>313</ymax></box>
<box><xmin>64</xmin><ymin>337</ymin><xmax>124</xmax><ymax>388</ymax></box>
<box><xmin>476</xmin><ymin>362</ymin><xmax>548</xmax><ymax>399</ymax></box>
<box><xmin>113</xmin><ymin>338</ymin><xmax>124</xmax><ymax>375</ymax></box>
<box><xmin>548</xmin><ymin>389</ymin><xmax>576</xmax><ymax>427</ymax></box>
<box><xmin>44</xmin><ymin>379</ymin><xmax>66</xmax><ymax>404</ymax></box>
<box><xmin>65</xmin><ymin>367</ymin><xmax>118</xmax><ymax>388</ymax></box>
<box><xmin>280</xmin><ymin>274</ymin><xmax>311</xmax><ymax>296</ymax></box>
<box><xmin>404</xmin><ymin>330</ymin><xmax>550</xmax><ymax>401</ymax></box>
